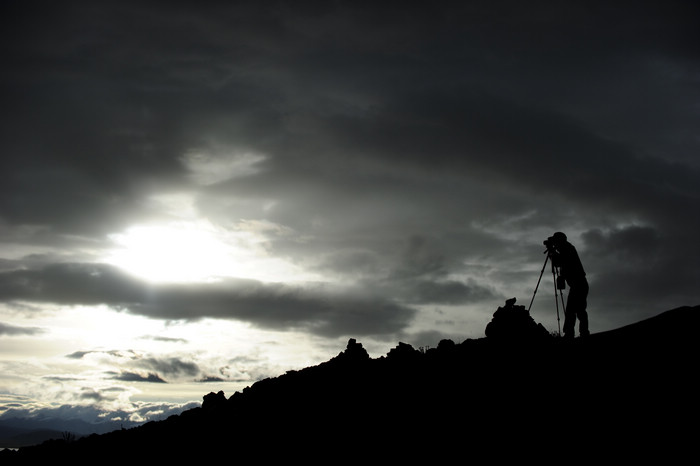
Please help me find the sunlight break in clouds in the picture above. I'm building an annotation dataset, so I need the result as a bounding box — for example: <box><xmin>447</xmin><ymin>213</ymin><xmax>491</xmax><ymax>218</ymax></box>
<box><xmin>100</xmin><ymin>147</ymin><xmax>314</xmax><ymax>284</ymax></box>
<box><xmin>103</xmin><ymin>220</ymin><xmax>318</xmax><ymax>284</ymax></box>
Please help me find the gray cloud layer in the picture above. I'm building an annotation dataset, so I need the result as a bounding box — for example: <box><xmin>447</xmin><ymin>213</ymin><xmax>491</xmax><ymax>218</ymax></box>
<box><xmin>0</xmin><ymin>322</ymin><xmax>44</xmax><ymax>337</ymax></box>
<box><xmin>1</xmin><ymin>1</ymin><xmax>699</xmax><ymax>334</ymax></box>
<box><xmin>0</xmin><ymin>263</ymin><xmax>416</xmax><ymax>337</ymax></box>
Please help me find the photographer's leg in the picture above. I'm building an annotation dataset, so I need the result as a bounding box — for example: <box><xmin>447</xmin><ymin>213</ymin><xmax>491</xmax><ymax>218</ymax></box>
<box><xmin>564</xmin><ymin>285</ymin><xmax>583</xmax><ymax>338</ymax></box>
<box><xmin>563</xmin><ymin>297</ymin><xmax>576</xmax><ymax>338</ymax></box>
<box><xmin>577</xmin><ymin>280</ymin><xmax>590</xmax><ymax>337</ymax></box>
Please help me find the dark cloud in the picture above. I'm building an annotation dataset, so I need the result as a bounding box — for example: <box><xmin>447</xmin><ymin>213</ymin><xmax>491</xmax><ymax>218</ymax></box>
<box><xmin>0</xmin><ymin>322</ymin><xmax>44</xmax><ymax>336</ymax></box>
<box><xmin>198</xmin><ymin>376</ymin><xmax>225</xmax><ymax>383</ymax></box>
<box><xmin>65</xmin><ymin>349</ymin><xmax>201</xmax><ymax>383</ymax></box>
<box><xmin>66</xmin><ymin>349</ymin><xmax>138</xmax><ymax>360</ymax></box>
<box><xmin>583</xmin><ymin>226</ymin><xmax>662</xmax><ymax>263</ymax></box>
<box><xmin>0</xmin><ymin>263</ymin><xmax>417</xmax><ymax>338</ymax></box>
<box><xmin>66</xmin><ymin>351</ymin><xmax>92</xmax><ymax>359</ymax></box>
<box><xmin>136</xmin><ymin>357</ymin><xmax>200</xmax><ymax>379</ymax></box>
<box><xmin>141</xmin><ymin>335</ymin><xmax>188</xmax><ymax>344</ymax></box>
<box><xmin>395</xmin><ymin>279</ymin><xmax>497</xmax><ymax>306</ymax></box>
<box><xmin>112</xmin><ymin>371</ymin><xmax>167</xmax><ymax>384</ymax></box>
<box><xmin>42</xmin><ymin>376</ymin><xmax>82</xmax><ymax>383</ymax></box>
<box><xmin>0</xmin><ymin>0</ymin><xmax>699</xmax><ymax>336</ymax></box>
<box><xmin>80</xmin><ymin>389</ymin><xmax>106</xmax><ymax>402</ymax></box>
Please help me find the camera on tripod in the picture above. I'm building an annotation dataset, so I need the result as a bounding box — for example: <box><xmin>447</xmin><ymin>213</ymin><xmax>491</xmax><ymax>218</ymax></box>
<box><xmin>543</xmin><ymin>236</ymin><xmax>556</xmax><ymax>251</ymax></box>
<box><xmin>542</xmin><ymin>236</ymin><xmax>566</xmax><ymax>289</ymax></box>
<box><xmin>528</xmin><ymin>234</ymin><xmax>568</xmax><ymax>336</ymax></box>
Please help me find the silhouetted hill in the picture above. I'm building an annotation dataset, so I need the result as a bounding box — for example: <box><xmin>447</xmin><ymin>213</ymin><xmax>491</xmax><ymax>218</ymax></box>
<box><xmin>3</xmin><ymin>303</ymin><xmax>698</xmax><ymax>463</ymax></box>
<box><xmin>0</xmin><ymin>416</ymin><xmax>139</xmax><ymax>449</ymax></box>
<box><xmin>0</xmin><ymin>428</ymin><xmax>65</xmax><ymax>449</ymax></box>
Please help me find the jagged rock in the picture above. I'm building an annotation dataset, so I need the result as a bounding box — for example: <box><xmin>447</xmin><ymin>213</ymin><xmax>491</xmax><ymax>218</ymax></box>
<box><xmin>345</xmin><ymin>338</ymin><xmax>370</xmax><ymax>360</ymax></box>
<box><xmin>202</xmin><ymin>390</ymin><xmax>227</xmax><ymax>410</ymax></box>
<box><xmin>485</xmin><ymin>298</ymin><xmax>551</xmax><ymax>341</ymax></box>
<box><xmin>335</xmin><ymin>338</ymin><xmax>370</xmax><ymax>362</ymax></box>
<box><xmin>386</xmin><ymin>341</ymin><xmax>419</xmax><ymax>360</ymax></box>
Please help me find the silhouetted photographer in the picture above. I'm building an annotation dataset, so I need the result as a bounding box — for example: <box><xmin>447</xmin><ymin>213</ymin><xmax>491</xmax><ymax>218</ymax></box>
<box><xmin>544</xmin><ymin>232</ymin><xmax>589</xmax><ymax>338</ymax></box>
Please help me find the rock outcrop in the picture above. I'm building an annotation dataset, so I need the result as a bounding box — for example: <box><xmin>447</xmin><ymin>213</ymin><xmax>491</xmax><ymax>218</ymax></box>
<box><xmin>485</xmin><ymin>297</ymin><xmax>552</xmax><ymax>340</ymax></box>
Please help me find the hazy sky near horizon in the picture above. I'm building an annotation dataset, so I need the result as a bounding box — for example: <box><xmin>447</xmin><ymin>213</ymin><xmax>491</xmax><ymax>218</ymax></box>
<box><xmin>2</xmin><ymin>1</ymin><xmax>699</xmax><ymax>423</ymax></box>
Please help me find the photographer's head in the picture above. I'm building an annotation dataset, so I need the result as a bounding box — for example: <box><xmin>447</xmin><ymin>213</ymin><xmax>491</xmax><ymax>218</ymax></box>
<box><xmin>552</xmin><ymin>232</ymin><xmax>567</xmax><ymax>245</ymax></box>
<box><xmin>544</xmin><ymin>231</ymin><xmax>567</xmax><ymax>251</ymax></box>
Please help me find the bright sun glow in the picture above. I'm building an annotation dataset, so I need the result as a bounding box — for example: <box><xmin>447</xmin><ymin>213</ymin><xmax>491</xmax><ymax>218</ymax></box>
<box><xmin>105</xmin><ymin>222</ymin><xmax>235</xmax><ymax>282</ymax></box>
<box><xmin>104</xmin><ymin>220</ymin><xmax>314</xmax><ymax>284</ymax></box>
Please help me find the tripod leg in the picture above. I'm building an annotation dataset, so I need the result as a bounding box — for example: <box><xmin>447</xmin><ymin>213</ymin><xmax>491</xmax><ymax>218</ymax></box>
<box><xmin>557</xmin><ymin>283</ymin><xmax>567</xmax><ymax>337</ymax></box>
<box><xmin>528</xmin><ymin>254</ymin><xmax>549</xmax><ymax>312</ymax></box>
<box><xmin>551</xmin><ymin>262</ymin><xmax>561</xmax><ymax>336</ymax></box>
<box><xmin>558</xmin><ymin>288</ymin><xmax>567</xmax><ymax>314</ymax></box>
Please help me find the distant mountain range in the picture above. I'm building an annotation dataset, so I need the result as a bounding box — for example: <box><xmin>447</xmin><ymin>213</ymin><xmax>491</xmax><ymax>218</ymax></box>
<box><xmin>3</xmin><ymin>302</ymin><xmax>698</xmax><ymax>463</ymax></box>
<box><xmin>0</xmin><ymin>415</ymin><xmax>141</xmax><ymax>449</ymax></box>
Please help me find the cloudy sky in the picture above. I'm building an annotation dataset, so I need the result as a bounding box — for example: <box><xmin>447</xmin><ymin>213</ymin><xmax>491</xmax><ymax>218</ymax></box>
<box><xmin>2</xmin><ymin>1</ymin><xmax>699</xmax><ymax>424</ymax></box>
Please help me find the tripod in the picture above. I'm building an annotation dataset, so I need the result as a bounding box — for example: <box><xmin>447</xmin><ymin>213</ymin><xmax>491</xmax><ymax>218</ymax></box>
<box><xmin>527</xmin><ymin>251</ymin><xmax>567</xmax><ymax>336</ymax></box>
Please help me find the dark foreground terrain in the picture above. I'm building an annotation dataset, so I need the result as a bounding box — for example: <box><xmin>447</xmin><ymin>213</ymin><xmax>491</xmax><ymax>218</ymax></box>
<box><xmin>3</xmin><ymin>303</ymin><xmax>698</xmax><ymax>463</ymax></box>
